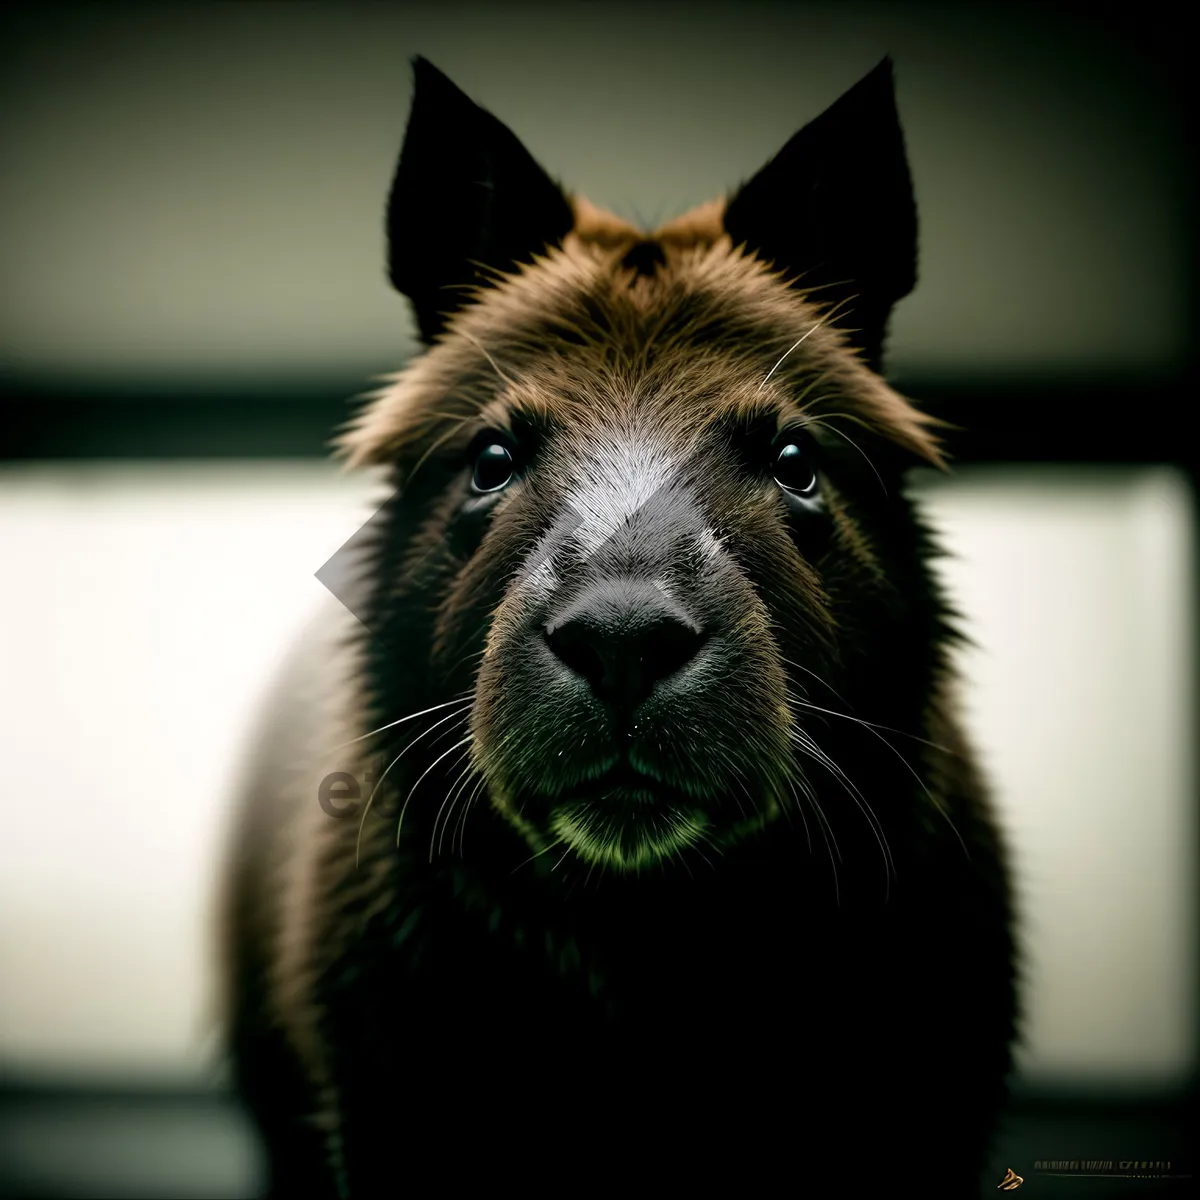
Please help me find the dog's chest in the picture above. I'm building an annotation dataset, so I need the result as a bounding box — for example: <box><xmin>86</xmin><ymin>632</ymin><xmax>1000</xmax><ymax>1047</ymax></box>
<box><xmin>338</xmin><ymin>868</ymin><xmax>902</xmax><ymax>1072</ymax></box>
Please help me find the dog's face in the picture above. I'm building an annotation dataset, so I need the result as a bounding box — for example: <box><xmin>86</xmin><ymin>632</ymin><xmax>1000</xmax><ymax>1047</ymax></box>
<box><xmin>344</xmin><ymin>59</ymin><xmax>946</xmax><ymax>874</ymax></box>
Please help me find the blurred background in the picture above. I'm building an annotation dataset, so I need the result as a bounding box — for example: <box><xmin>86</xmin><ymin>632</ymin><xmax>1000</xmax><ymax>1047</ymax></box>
<box><xmin>0</xmin><ymin>2</ymin><xmax>1193</xmax><ymax>1195</ymax></box>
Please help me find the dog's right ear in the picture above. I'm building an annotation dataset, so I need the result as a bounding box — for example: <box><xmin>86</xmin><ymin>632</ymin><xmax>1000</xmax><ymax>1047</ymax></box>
<box><xmin>387</xmin><ymin>58</ymin><xmax>576</xmax><ymax>343</ymax></box>
<box><xmin>722</xmin><ymin>58</ymin><xmax>917</xmax><ymax>375</ymax></box>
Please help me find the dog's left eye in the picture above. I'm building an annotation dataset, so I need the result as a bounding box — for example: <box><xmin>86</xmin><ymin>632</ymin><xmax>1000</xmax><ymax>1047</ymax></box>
<box><xmin>472</xmin><ymin>441</ymin><xmax>517</xmax><ymax>493</ymax></box>
<box><xmin>772</xmin><ymin>436</ymin><xmax>818</xmax><ymax>497</ymax></box>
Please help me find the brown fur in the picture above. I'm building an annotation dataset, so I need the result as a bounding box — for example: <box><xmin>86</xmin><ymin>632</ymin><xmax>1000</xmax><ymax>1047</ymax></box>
<box><xmin>222</xmin><ymin>62</ymin><xmax>1016</xmax><ymax>1198</ymax></box>
<box><xmin>340</xmin><ymin>197</ymin><xmax>944</xmax><ymax>476</ymax></box>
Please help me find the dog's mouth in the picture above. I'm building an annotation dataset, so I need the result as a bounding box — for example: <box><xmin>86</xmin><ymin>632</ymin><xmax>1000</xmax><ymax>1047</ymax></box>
<box><xmin>477</xmin><ymin>676</ymin><xmax>796</xmax><ymax>873</ymax></box>
<box><xmin>559</xmin><ymin>760</ymin><xmax>705</xmax><ymax>811</ymax></box>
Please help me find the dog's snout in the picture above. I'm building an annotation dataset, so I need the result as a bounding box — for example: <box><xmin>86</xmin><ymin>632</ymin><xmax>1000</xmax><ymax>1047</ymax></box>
<box><xmin>544</xmin><ymin>579</ymin><xmax>704</xmax><ymax>712</ymax></box>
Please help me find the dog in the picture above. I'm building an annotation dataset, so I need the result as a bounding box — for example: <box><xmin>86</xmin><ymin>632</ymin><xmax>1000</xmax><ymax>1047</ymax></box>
<box><xmin>222</xmin><ymin>56</ymin><xmax>1018</xmax><ymax>1196</ymax></box>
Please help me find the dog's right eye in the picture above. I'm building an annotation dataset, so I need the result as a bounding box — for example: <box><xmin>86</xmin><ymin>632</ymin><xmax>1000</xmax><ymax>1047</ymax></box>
<box><xmin>472</xmin><ymin>440</ymin><xmax>517</xmax><ymax>493</ymax></box>
<box><xmin>771</xmin><ymin>437</ymin><xmax>818</xmax><ymax>497</ymax></box>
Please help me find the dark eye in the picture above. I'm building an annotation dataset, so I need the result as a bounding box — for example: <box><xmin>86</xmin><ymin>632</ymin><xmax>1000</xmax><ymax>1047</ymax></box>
<box><xmin>772</xmin><ymin>434</ymin><xmax>818</xmax><ymax>497</ymax></box>
<box><xmin>472</xmin><ymin>440</ymin><xmax>517</xmax><ymax>493</ymax></box>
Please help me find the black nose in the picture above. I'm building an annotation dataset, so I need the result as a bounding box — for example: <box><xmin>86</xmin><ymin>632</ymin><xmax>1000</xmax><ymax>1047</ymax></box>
<box><xmin>544</xmin><ymin>579</ymin><xmax>705</xmax><ymax>712</ymax></box>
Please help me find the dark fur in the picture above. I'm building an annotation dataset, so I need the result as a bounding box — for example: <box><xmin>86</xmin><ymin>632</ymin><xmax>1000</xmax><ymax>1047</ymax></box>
<box><xmin>223</xmin><ymin>57</ymin><xmax>1018</xmax><ymax>1196</ymax></box>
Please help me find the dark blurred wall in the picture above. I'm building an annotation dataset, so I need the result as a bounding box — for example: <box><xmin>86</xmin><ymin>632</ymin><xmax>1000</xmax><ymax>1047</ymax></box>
<box><xmin>0</xmin><ymin>1</ymin><xmax>1187</xmax><ymax>397</ymax></box>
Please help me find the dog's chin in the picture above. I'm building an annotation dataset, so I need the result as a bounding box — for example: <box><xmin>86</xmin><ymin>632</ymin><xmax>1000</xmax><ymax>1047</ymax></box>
<box><xmin>545</xmin><ymin>795</ymin><xmax>711</xmax><ymax>872</ymax></box>
<box><xmin>488</xmin><ymin>764</ymin><xmax>782</xmax><ymax>874</ymax></box>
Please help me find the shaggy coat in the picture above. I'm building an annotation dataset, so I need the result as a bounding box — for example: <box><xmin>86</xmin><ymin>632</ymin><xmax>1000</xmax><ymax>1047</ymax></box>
<box><xmin>223</xmin><ymin>57</ymin><xmax>1018</xmax><ymax>1197</ymax></box>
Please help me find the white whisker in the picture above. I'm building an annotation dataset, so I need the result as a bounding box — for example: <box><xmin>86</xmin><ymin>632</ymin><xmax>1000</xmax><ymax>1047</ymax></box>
<box><xmin>804</xmin><ymin>413</ymin><xmax>888</xmax><ymax>496</ymax></box>
<box><xmin>757</xmin><ymin>320</ymin><xmax>824</xmax><ymax>393</ymax></box>
<box><xmin>791</xmin><ymin>726</ymin><xmax>894</xmax><ymax>900</ymax></box>
<box><xmin>783</xmin><ymin>680</ymin><xmax>949</xmax><ymax>753</ymax></box>
<box><xmin>785</xmin><ymin>778</ymin><xmax>813</xmax><ymax>854</ymax></box>
<box><xmin>431</xmin><ymin>757</ymin><xmax>480</xmax><ymax>862</ymax></box>
<box><xmin>327</xmin><ymin>692</ymin><xmax>472</xmax><ymax>754</ymax></box>
<box><xmin>787</xmin><ymin>687</ymin><xmax>969</xmax><ymax>861</ymax></box>
<box><xmin>396</xmin><ymin>736</ymin><xmax>474</xmax><ymax>848</ymax></box>
<box><xmin>456</xmin><ymin>775</ymin><xmax>489</xmax><ymax>858</ymax></box>
<box><xmin>791</xmin><ymin>775</ymin><xmax>841</xmax><ymax>906</ymax></box>
<box><xmin>355</xmin><ymin>704</ymin><xmax>470</xmax><ymax>867</ymax></box>
<box><xmin>510</xmin><ymin>833</ymin><xmax>567</xmax><ymax>875</ymax></box>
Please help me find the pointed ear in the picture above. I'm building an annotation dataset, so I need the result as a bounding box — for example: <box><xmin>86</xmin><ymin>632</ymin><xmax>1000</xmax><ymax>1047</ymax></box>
<box><xmin>722</xmin><ymin>57</ymin><xmax>917</xmax><ymax>374</ymax></box>
<box><xmin>386</xmin><ymin>58</ymin><xmax>576</xmax><ymax>342</ymax></box>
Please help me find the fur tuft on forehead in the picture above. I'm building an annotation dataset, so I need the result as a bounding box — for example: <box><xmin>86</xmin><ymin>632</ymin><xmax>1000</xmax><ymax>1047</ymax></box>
<box><xmin>336</xmin><ymin>195</ymin><xmax>945</xmax><ymax>474</ymax></box>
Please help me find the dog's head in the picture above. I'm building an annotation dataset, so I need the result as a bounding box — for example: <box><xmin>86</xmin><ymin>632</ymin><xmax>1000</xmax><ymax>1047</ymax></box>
<box><xmin>342</xmin><ymin>59</ymin><xmax>948</xmax><ymax>875</ymax></box>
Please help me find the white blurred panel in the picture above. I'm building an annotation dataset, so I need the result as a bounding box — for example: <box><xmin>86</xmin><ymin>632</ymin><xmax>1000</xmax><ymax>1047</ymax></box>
<box><xmin>918</xmin><ymin>467</ymin><xmax>1195</xmax><ymax>1087</ymax></box>
<box><xmin>0</xmin><ymin>463</ymin><xmax>1192</xmax><ymax>1087</ymax></box>
<box><xmin>0</xmin><ymin>463</ymin><xmax>380</xmax><ymax>1081</ymax></box>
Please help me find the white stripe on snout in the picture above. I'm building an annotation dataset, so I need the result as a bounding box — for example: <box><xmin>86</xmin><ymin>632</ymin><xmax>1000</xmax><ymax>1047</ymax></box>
<box><xmin>523</xmin><ymin>554</ymin><xmax>560</xmax><ymax>599</ymax></box>
<box><xmin>696</xmin><ymin>526</ymin><xmax>724</xmax><ymax>563</ymax></box>
<box><xmin>513</xmin><ymin>435</ymin><xmax>682</xmax><ymax>600</ymax></box>
<box><xmin>567</xmin><ymin>437</ymin><xmax>677</xmax><ymax>560</ymax></box>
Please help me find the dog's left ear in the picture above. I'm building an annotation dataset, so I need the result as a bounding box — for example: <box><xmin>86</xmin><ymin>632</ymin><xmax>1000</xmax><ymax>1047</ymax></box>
<box><xmin>387</xmin><ymin>57</ymin><xmax>576</xmax><ymax>343</ymax></box>
<box><xmin>723</xmin><ymin>57</ymin><xmax>916</xmax><ymax>374</ymax></box>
